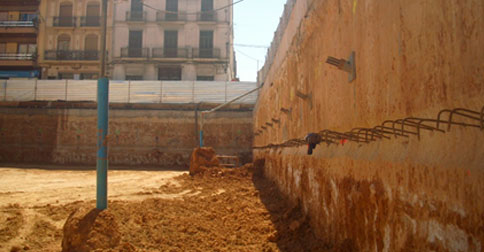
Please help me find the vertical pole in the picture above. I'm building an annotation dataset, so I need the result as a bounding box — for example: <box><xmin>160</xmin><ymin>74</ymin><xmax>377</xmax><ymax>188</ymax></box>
<box><xmin>224</xmin><ymin>81</ymin><xmax>227</xmax><ymax>103</ymax></box>
<box><xmin>192</xmin><ymin>81</ymin><xmax>195</xmax><ymax>103</ymax></box>
<box><xmin>199</xmin><ymin>112</ymin><xmax>204</xmax><ymax>147</ymax></box>
<box><xmin>3</xmin><ymin>80</ymin><xmax>7</xmax><ymax>101</ymax></box>
<box><xmin>96</xmin><ymin>78</ymin><xmax>109</xmax><ymax>210</ymax></box>
<box><xmin>34</xmin><ymin>79</ymin><xmax>38</xmax><ymax>101</ymax></box>
<box><xmin>100</xmin><ymin>0</ymin><xmax>108</xmax><ymax>77</ymax></box>
<box><xmin>97</xmin><ymin>0</ymin><xmax>109</xmax><ymax>210</ymax></box>
<box><xmin>127</xmin><ymin>80</ymin><xmax>131</xmax><ymax>103</ymax></box>
<box><xmin>159</xmin><ymin>81</ymin><xmax>163</xmax><ymax>103</ymax></box>
<box><xmin>65</xmin><ymin>79</ymin><xmax>68</xmax><ymax>101</ymax></box>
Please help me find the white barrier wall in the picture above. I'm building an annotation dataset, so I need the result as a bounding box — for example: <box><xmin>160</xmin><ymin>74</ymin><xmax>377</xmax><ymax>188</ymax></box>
<box><xmin>0</xmin><ymin>80</ymin><xmax>257</xmax><ymax>104</ymax></box>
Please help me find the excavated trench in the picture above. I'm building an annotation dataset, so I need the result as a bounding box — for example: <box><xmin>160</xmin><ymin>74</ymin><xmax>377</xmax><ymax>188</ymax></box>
<box><xmin>0</xmin><ymin>163</ymin><xmax>335</xmax><ymax>252</ymax></box>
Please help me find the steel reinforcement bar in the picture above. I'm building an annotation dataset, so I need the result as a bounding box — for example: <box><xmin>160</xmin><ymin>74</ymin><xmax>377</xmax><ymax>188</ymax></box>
<box><xmin>253</xmin><ymin>106</ymin><xmax>484</xmax><ymax>150</ymax></box>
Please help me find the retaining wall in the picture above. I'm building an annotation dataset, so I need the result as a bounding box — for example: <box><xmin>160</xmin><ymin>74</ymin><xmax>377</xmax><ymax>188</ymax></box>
<box><xmin>255</xmin><ymin>0</ymin><xmax>484</xmax><ymax>250</ymax></box>
<box><xmin>0</xmin><ymin>102</ymin><xmax>253</xmax><ymax>169</ymax></box>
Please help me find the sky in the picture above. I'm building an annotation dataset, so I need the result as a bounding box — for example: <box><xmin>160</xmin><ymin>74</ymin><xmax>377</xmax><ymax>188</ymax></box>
<box><xmin>233</xmin><ymin>0</ymin><xmax>287</xmax><ymax>82</ymax></box>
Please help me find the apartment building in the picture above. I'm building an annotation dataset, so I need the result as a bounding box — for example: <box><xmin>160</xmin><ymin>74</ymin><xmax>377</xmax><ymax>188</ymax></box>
<box><xmin>111</xmin><ymin>0</ymin><xmax>235</xmax><ymax>81</ymax></box>
<box><xmin>0</xmin><ymin>0</ymin><xmax>40</xmax><ymax>79</ymax></box>
<box><xmin>37</xmin><ymin>0</ymin><xmax>113</xmax><ymax>79</ymax></box>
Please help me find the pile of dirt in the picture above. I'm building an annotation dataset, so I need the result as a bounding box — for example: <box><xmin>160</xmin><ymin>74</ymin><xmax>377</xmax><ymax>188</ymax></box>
<box><xmin>62</xmin><ymin>206</ymin><xmax>120</xmax><ymax>252</ymax></box>
<box><xmin>189</xmin><ymin>147</ymin><xmax>220</xmax><ymax>175</ymax></box>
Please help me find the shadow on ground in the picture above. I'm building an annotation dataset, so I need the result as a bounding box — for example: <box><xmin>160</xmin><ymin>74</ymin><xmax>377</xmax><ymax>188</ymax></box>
<box><xmin>251</xmin><ymin>160</ymin><xmax>357</xmax><ymax>252</ymax></box>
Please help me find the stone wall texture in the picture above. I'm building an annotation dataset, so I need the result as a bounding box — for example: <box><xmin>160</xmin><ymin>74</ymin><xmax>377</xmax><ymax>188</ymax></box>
<box><xmin>255</xmin><ymin>0</ymin><xmax>484</xmax><ymax>251</ymax></box>
<box><xmin>0</xmin><ymin>102</ymin><xmax>253</xmax><ymax>169</ymax></box>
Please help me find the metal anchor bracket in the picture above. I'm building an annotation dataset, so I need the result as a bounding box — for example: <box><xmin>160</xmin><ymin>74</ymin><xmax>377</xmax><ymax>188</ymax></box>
<box><xmin>326</xmin><ymin>51</ymin><xmax>356</xmax><ymax>83</ymax></box>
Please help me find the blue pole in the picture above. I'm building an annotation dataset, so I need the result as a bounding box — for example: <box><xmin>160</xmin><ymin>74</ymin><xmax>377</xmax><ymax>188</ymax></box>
<box><xmin>96</xmin><ymin>78</ymin><xmax>109</xmax><ymax>210</ymax></box>
<box><xmin>199</xmin><ymin>130</ymin><xmax>203</xmax><ymax>147</ymax></box>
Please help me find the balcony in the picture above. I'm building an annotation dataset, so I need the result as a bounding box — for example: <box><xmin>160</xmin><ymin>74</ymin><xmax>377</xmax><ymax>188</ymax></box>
<box><xmin>196</xmin><ymin>11</ymin><xmax>218</xmax><ymax>22</ymax></box>
<box><xmin>152</xmin><ymin>48</ymin><xmax>188</xmax><ymax>58</ymax></box>
<box><xmin>80</xmin><ymin>16</ymin><xmax>100</xmax><ymax>27</ymax></box>
<box><xmin>53</xmin><ymin>17</ymin><xmax>77</xmax><ymax>27</ymax></box>
<box><xmin>0</xmin><ymin>53</ymin><xmax>36</xmax><ymax>60</ymax></box>
<box><xmin>126</xmin><ymin>11</ymin><xmax>147</xmax><ymax>22</ymax></box>
<box><xmin>156</xmin><ymin>11</ymin><xmax>187</xmax><ymax>22</ymax></box>
<box><xmin>44</xmin><ymin>50</ymin><xmax>99</xmax><ymax>60</ymax></box>
<box><xmin>121</xmin><ymin>47</ymin><xmax>149</xmax><ymax>58</ymax></box>
<box><xmin>192</xmin><ymin>48</ymin><xmax>221</xmax><ymax>59</ymax></box>
<box><xmin>0</xmin><ymin>20</ymin><xmax>36</xmax><ymax>27</ymax></box>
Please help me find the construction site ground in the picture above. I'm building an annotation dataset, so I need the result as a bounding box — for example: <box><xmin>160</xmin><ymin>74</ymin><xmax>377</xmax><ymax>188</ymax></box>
<box><xmin>0</xmin><ymin>166</ymin><xmax>328</xmax><ymax>252</ymax></box>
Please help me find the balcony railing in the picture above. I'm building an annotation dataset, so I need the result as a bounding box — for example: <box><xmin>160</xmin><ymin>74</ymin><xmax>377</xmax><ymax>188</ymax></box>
<box><xmin>80</xmin><ymin>16</ymin><xmax>100</xmax><ymax>27</ymax></box>
<box><xmin>156</xmin><ymin>11</ymin><xmax>187</xmax><ymax>22</ymax></box>
<box><xmin>121</xmin><ymin>47</ymin><xmax>149</xmax><ymax>58</ymax></box>
<box><xmin>44</xmin><ymin>50</ymin><xmax>99</xmax><ymax>60</ymax></box>
<box><xmin>53</xmin><ymin>17</ymin><xmax>77</xmax><ymax>27</ymax></box>
<box><xmin>0</xmin><ymin>21</ymin><xmax>36</xmax><ymax>27</ymax></box>
<box><xmin>196</xmin><ymin>11</ymin><xmax>218</xmax><ymax>22</ymax></box>
<box><xmin>0</xmin><ymin>53</ymin><xmax>36</xmax><ymax>60</ymax></box>
<box><xmin>126</xmin><ymin>11</ymin><xmax>147</xmax><ymax>22</ymax></box>
<box><xmin>192</xmin><ymin>48</ymin><xmax>221</xmax><ymax>59</ymax></box>
<box><xmin>152</xmin><ymin>48</ymin><xmax>188</xmax><ymax>58</ymax></box>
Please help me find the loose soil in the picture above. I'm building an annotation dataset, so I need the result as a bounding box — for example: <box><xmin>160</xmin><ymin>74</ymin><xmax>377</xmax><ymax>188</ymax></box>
<box><xmin>0</xmin><ymin>166</ymin><xmax>329</xmax><ymax>251</ymax></box>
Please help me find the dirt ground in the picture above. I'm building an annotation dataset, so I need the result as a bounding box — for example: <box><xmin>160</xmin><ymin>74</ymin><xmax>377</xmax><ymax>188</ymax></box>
<box><xmin>0</xmin><ymin>166</ymin><xmax>329</xmax><ymax>252</ymax></box>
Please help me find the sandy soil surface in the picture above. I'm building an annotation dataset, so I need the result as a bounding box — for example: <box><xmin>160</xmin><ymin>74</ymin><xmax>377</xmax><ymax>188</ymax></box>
<box><xmin>0</xmin><ymin>166</ymin><xmax>328</xmax><ymax>252</ymax></box>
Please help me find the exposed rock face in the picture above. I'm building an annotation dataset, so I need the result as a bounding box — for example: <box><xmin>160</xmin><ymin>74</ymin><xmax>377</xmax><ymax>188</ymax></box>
<box><xmin>189</xmin><ymin>147</ymin><xmax>220</xmax><ymax>176</ymax></box>
<box><xmin>62</xmin><ymin>206</ymin><xmax>120</xmax><ymax>252</ymax></box>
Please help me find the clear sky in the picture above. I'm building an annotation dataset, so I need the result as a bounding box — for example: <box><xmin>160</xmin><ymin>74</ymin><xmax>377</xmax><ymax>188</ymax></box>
<box><xmin>233</xmin><ymin>0</ymin><xmax>287</xmax><ymax>82</ymax></box>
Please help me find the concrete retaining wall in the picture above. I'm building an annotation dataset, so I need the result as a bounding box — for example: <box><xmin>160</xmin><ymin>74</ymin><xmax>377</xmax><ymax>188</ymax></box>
<box><xmin>0</xmin><ymin>102</ymin><xmax>253</xmax><ymax>169</ymax></box>
<box><xmin>255</xmin><ymin>0</ymin><xmax>484</xmax><ymax>250</ymax></box>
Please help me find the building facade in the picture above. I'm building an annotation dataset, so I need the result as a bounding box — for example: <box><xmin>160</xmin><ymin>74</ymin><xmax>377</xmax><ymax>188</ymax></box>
<box><xmin>37</xmin><ymin>0</ymin><xmax>113</xmax><ymax>79</ymax></box>
<box><xmin>111</xmin><ymin>0</ymin><xmax>235</xmax><ymax>81</ymax></box>
<box><xmin>0</xmin><ymin>0</ymin><xmax>40</xmax><ymax>79</ymax></box>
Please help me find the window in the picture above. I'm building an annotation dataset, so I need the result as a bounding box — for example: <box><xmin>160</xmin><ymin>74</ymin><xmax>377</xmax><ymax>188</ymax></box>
<box><xmin>164</xmin><ymin>30</ymin><xmax>178</xmax><ymax>57</ymax></box>
<box><xmin>0</xmin><ymin>43</ymin><xmax>6</xmax><ymax>53</ymax></box>
<box><xmin>165</xmin><ymin>0</ymin><xmax>178</xmax><ymax>21</ymax></box>
<box><xmin>201</xmin><ymin>0</ymin><xmax>213</xmax><ymax>11</ymax></box>
<box><xmin>0</xmin><ymin>12</ymin><xmax>7</xmax><ymax>21</ymax></box>
<box><xmin>59</xmin><ymin>2</ymin><xmax>73</xmax><ymax>17</ymax></box>
<box><xmin>130</xmin><ymin>0</ymin><xmax>143</xmax><ymax>20</ymax></box>
<box><xmin>197</xmin><ymin>76</ymin><xmax>214</xmax><ymax>81</ymax></box>
<box><xmin>201</xmin><ymin>0</ymin><xmax>214</xmax><ymax>21</ymax></box>
<box><xmin>85</xmin><ymin>2</ymin><xmax>100</xmax><ymax>26</ymax></box>
<box><xmin>84</xmin><ymin>34</ymin><xmax>98</xmax><ymax>59</ymax></box>
<box><xmin>17</xmin><ymin>44</ymin><xmax>36</xmax><ymax>54</ymax></box>
<box><xmin>131</xmin><ymin>0</ymin><xmax>142</xmax><ymax>11</ymax></box>
<box><xmin>85</xmin><ymin>34</ymin><xmax>98</xmax><ymax>51</ymax></box>
<box><xmin>158</xmin><ymin>66</ymin><xmax>181</xmax><ymax>80</ymax></box>
<box><xmin>59</xmin><ymin>2</ymin><xmax>73</xmax><ymax>26</ymax></box>
<box><xmin>57</xmin><ymin>34</ymin><xmax>71</xmax><ymax>50</ymax></box>
<box><xmin>128</xmin><ymin>30</ymin><xmax>143</xmax><ymax>57</ymax></box>
<box><xmin>199</xmin><ymin>30</ymin><xmax>213</xmax><ymax>58</ymax></box>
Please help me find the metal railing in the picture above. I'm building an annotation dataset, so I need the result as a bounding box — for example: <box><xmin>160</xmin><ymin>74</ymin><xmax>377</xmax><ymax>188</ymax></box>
<box><xmin>80</xmin><ymin>16</ymin><xmax>100</xmax><ymax>27</ymax></box>
<box><xmin>196</xmin><ymin>11</ymin><xmax>218</xmax><ymax>22</ymax></box>
<box><xmin>192</xmin><ymin>48</ymin><xmax>221</xmax><ymax>59</ymax></box>
<box><xmin>0</xmin><ymin>53</ymin><xmax>36</xmax><ymax>60</ymax></box>
<box><xmin>0</xmin><ymin>20</ymin><xmax>36</xmax><ymax>27</ymax></box>
<box><xmin>44</xmin><ymin>50</ymin><xmax>99</xmax><ymax>60</ymax></box>
<box><xmin>53</xmin><ymin>16</ymin><xmax>77</xmax><ymax>27</ymax></box>
<box><xmin>120</xmin><ymin>48</ymin><xmax>149</xmax><ymax>58</ymax></box>
<box><xmin>126</xmin><ymin>11</ymin><xmax>147</xmax><ymax>22</ymax></box>
<box><xmin>0</xmin><ymin>80</ymin><xmax>258</xmax><ymax>104</ymax></box>
<box><xmin>156</xmin><ymin>11</ymin><xmax>187</xmax><ymax>22</ymax></box>
<box><xmin>152</xmin><ymin>48</ymin><xmax>189</xmax><ymax>58</ymax></box>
